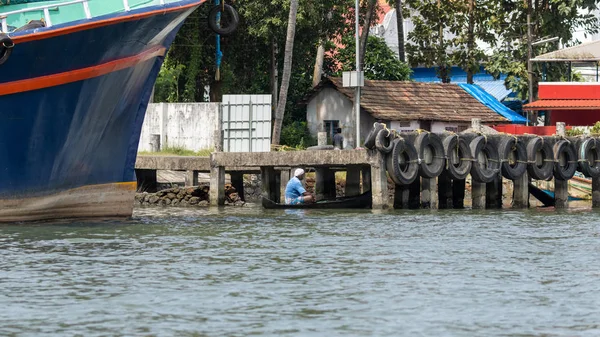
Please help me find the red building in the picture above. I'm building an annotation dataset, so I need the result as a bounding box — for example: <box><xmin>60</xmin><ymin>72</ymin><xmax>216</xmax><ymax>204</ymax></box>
<box><xmin>525</xmin><ymin>83</ymin><xmax>600</xmax><ymax>126</ymax></box>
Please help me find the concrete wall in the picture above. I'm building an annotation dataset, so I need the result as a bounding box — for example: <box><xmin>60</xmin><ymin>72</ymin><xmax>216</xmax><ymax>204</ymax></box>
<box><xmin>307</xmin><ymin>87</ymin><xmax>356</xmax><ymax>148</ymax></box>
<box><xmin>139</xmin><ymin>103</ymin><xmax>220</xmax><ymax>152</ymax></box>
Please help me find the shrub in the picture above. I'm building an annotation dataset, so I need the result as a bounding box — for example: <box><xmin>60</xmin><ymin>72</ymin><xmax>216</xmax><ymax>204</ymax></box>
<box><xmin>280</xmin><ymin>121</ymin><xmax>316</xmax><ymax>149</ymax></box>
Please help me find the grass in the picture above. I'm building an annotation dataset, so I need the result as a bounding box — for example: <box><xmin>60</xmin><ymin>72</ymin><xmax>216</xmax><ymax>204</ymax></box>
<box><xmin>139</xmin><ymin>146</ymin><xmax>213</xmax><ymax>157</ymax></box>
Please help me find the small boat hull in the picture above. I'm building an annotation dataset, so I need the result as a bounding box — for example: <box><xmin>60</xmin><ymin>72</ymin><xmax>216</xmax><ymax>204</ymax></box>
<box><xmin>262</xmin><ymin>191</ymin><xmax>373</xmax><ymax>209</ymax></box>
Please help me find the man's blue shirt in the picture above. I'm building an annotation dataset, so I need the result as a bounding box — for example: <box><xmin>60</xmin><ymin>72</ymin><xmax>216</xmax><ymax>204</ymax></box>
<box><xmin>285</xmin><ymin>177</ymin><xmax>306</xmax><ymax>201</ymax></box>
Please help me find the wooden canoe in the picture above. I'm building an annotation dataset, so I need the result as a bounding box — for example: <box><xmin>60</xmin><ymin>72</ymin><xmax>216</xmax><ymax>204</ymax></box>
<box><xmin>262</xmin><ymin>191</ymin><xmax>372</xmax><ymax>209</ymax></box>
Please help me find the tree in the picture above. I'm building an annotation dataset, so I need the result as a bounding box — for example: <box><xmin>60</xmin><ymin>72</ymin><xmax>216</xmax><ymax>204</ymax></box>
<box><xmin>272</xmin><ymin>0</ymin><xmax>299</xmax><ymax>146</ymax></box>
<box><xmin>485</xmin><ymin>0</ymin><xmax>600</xmax><ymax>100</ymax></box>
<box><xmin>327</xmin><ymin>35</ymin><xmax>412</xmax><ymax>81</ymax></box>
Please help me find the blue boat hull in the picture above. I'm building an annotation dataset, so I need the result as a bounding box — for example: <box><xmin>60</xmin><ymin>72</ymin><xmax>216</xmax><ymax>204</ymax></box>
<box><xmin>0</xmin><ymin>1</ymin><xmax>203</xmax><ymax>222</ymax></box>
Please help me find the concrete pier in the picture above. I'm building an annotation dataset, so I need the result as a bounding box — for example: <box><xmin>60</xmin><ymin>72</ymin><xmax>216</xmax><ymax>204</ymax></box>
<box><xmin>421</xmin><ymin>178</ymin><xmax>438</xmax><ymax>209</ymax></box>
<box><xmin>555</xmin><ymin>179</ymin><xmax>569</xmax><ymax>209</ymax></box>
<box><xmin>472</xmin><ymin>182</ymin><xmax>486</xmax><ymax>209</ymax></box>
<box><xmin>369</xmin><ymin>151</ymin><xmax>388</xmax><ymax>209</ymax></box>
<box><xmin>486</xmin><ymin>175</ymin><xmax>502</xmax><ymax>209</ymax></box>
<box><xmin>593</xmin><ymin>177</ymin><xmax>600</xmax><ymax>208</ymax></box>
<box><xmin>210</xmin><ymin>165</ymin><xmax>225</xmax><ymax>206</ymax></box>
<box><xmin>513</xmin><ymin>172</ymin><xmax>529</xmax><ymax>208</ymax></box>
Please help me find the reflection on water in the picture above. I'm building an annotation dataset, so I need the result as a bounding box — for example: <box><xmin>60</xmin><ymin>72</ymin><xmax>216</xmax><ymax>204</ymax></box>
<box><xmin>2</xmin><ymin>205</ymin><xmax>600</xmax><ymax>336</ymax></box>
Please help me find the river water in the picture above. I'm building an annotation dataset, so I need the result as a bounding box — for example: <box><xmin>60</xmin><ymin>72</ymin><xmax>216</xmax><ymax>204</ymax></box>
<box><xmin>2</xmin><ymin>205</ymin><xmax>600</xmax><ymax>336</ymax></box>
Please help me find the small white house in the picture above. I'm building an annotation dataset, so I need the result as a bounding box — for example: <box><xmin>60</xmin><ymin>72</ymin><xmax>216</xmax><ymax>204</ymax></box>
<box><xmin>305</xmin><ymin>77</ymin><xmax>508</xmax><ymax>147</ymax></box>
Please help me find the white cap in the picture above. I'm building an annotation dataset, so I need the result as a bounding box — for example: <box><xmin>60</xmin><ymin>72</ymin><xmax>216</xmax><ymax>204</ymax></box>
<box><xmin>294</xmin><ymin>168</ymin><xmax>305</xmax><ymax>177</ymax></box>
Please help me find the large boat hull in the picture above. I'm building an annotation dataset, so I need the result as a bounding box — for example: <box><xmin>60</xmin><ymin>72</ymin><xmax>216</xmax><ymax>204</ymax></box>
<box><xmin>0</xmin><ymin>1</ymin><xmax>203</xmax><ymax>223</ymax></box>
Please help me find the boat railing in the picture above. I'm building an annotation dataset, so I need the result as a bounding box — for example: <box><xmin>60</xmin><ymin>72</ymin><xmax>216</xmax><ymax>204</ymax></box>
<box><xmin>0</xmin><ymin>0</ymin><xmax>167</xmax><ymax>34</ymax></box>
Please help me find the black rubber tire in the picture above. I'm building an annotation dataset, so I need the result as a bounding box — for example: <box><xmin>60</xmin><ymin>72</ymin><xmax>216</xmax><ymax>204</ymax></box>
<box><xmin>0</xmin><ymin>33</ymin><xmax>13</xmax><ymax>66</ymax></box>
<box><xmin>413</xmin><ymin>133</ymin><xmax>445</xmax><ymax>178</ymax></box>
<box><xmin>375</xmin><ymin>129</ymin><xmax>394</xmax><ymax>154</ymax></box>
<box><xmin>496</xmin><ymin>137</ymin><xmax>527</xmax><ymax>180</ymax></box>
<box><xmin>363</xmin><ymin>123</ymin><xmax>385</xmax><ymax>149</ymax></box>
<box><xmin>526</xmin><ymin>137</ymin><xmax>554</xmax><ymax>181</ymax></box>
<box><xmin>577</xmin><ymin>137</ymin><xmax>600</xmax><ymax>178</ymax></box>
<box><xmin>208</xmin><ymin>4</ymin><xmax>240</xmax><ymax>36</ymax></box>
<box><xmin>553</xmin><ymin>140</ymin><xmax>578</xmax><ymax>181</ymax></box>
<box><xmin>442</xmin><ymin>134</ymin><xmax>472</xmax><ymax>180</ymax></box>
<box><xmin>386</xmin><ymin>138</ymin><xmax>419</xmax><ymax>185</ymax></box>
<box><xmin>469</xmin><ymin>136</ymin><xmax>501</xmax><ymax>183</ymax></box>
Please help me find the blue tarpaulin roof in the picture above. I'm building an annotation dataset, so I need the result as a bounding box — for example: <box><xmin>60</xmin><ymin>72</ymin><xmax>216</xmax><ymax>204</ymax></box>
<box><xmin>458</xmin><ymin>84</ymin><xmax>528</xmax><ymax>124</ymax></box>
<box><xmin>411</xmin><ymin>66</ymin><xmax>515</xmax><ymax>101</ymax></box>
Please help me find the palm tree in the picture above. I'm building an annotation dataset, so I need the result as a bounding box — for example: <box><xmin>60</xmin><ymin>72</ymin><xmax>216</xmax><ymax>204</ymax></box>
<box><xmin>272</xmin><ymin>0</ymin><xmax>299</xmax><ymax>145</ymax></box>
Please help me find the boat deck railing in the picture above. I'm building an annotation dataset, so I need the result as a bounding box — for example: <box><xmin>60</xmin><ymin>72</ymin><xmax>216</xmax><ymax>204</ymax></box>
<box><xmin>0</xmin><ymin>0</ymin><xmax>166</xmax><ymax>33</ymax></box>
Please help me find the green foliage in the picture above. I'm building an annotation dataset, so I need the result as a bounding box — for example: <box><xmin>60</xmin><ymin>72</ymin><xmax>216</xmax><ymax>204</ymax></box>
<box><xmin>280</xmin><ymin>121</ymin><xmax>316</xmax><ymax>149</ymax></box>
<box><xmin>484</xmin><ymin>0</ymin><xmax>600</xmax><ymax>100</ymax></box>
<box><xmin>154</xmin><ymin>57</ymin><xmax>186</xmax><ymax>103</ymax></box>
<box><xmin>328</xmin><ymin>35</ymin><xmax>412</xmax><ymax>81</ymax></box>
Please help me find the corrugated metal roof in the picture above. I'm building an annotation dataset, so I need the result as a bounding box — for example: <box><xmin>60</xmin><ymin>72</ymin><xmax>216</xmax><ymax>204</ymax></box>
<box><xmin>523</xmin><ymin>99</ymin><xmax>600</xmax><ymax>110</ymax></box>
<box><xmin>321</xmin><ymin>77</ymin><xmax>508</xmax><ymax>123</ymax></box>
<box><xmin>458</xmin><ymin>84</ymin><xmax>527</xmax><ymax>124</ymax></box>
<box><xmin>532</xmin><ymin>40</ymin><xmax>600</xmax><ymax>62</ymax></box>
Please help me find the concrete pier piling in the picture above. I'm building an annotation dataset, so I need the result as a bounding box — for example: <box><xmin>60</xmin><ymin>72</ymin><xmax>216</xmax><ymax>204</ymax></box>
<box><xmin>136</xmin><ymin>119</ymin><xmax>600</xmax><ymax>211</ymax></box>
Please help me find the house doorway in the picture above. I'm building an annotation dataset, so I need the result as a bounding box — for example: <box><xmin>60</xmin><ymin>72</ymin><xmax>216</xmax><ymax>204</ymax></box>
<box><xmin>324</xmin><ymin>120</ymin><xmax>340</xmax><ymax>144</ymax></box>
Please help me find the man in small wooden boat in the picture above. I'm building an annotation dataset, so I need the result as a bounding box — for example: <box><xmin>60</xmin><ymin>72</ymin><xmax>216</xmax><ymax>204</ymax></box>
<box><xmin>284</xmin><ymin>169</ymin><xmax>315</xmax><ymax>205</ymax></box>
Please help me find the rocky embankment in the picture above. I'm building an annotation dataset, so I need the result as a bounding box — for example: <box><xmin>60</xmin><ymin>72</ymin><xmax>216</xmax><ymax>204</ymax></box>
<box><xmin>135</xmin><ymin>184</ymin><xmax>245</xmax><ymax>207</ymax></box>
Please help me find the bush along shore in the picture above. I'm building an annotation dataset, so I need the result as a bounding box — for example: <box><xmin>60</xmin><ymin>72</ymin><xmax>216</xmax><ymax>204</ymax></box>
<box><xmin>135</xmin><ymin>184</ymin><xmax>246</xmax><ymax>207</ymax></box>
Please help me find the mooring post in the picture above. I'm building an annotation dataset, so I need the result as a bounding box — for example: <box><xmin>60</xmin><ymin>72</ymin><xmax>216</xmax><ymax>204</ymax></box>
<box><xmin>409</xmin><ymin>178</ymin><xmax>421</xmax><ymax>209</ymax></box>
<box><xmin>209</xmin><ymin>165</ymin><xmax>225</xmax><ymax>206</ymax></box>
<box><xmin>346</xmin><ymin>165</ymin><xmax>361</xmax><ymax>197</ymax></box>
<box><xmin>280</xmin><ymin>169</ymin><xmax>290</xmax><ymax>204</ymax></box>
<box><xmin>185</xmin><ymin>170</ymin><xmax>199</xmax><ymax>187</ymax></box>
<box><xmin>555</xmin><ymin>122</ymin><xmax>569</xmax><ymax>209</ymax></box>
<box><xmin>393</xmin><ymin>185</ymin><xmax>409</xmax><ymax>209</ymax></box>
<box><xmin>438</xmin><ymin>171</ymin><xmax>453</xmax><ymax>209</ymax></box>
<box><xmin>260</xmin><ymin>166</ymin><xmax>278</xmax><ymax>202</ymax></box>
<box><xmin>472</xmin><ymin>181</ymin><xmax>486</xmax><ymax>209</ymax></box>
<box><xmin>316</xmin><ymin>167</ymin><xmax>336</xmax><ymax>200</ymax></box>
<box><xmin>230</xmin><ymin>172</ymin><xmax>245</xmax><ymax>201</ymax></box>
<box><xmin>421</xmin><ymin>178</ymin><xmax>438</xmax><ymax>209</ymax></box>
<box><xmin>361</xmin><ymin>166</ymin><xmax>371</xmax><ymax>193</ymax></box>
<box><xmin>513</xmin><ymin>172</ymin><xmax>529</xmax><ymax>208</ymax></box>
<box><xmin>369</xmin><ymin>151</ymin><xmax>388</xmax><ymax>209</ymax></box>
<box><xmin>150</xmin><ymin>134</ymin><xmax>161</xmax><ymax>152</ymax></box>
<box><xmin>593</xmin><ymin>176</ymin><xmax>600</xmax><ymax>208</ymax></box>
<box><xmin>453</xmin><ymin>179</ymin><xmax>466</xmax><ymax>209</ymax></box>
<box><xmin>486</xmin><ymin>174</ymin><xmax>503</xmax><ymax>209</ymax></box>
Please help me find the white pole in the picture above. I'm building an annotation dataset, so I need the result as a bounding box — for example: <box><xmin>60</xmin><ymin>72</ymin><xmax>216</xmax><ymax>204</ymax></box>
<box><xmin>355</xmin><ymin>0</ymin><xmax>361</xmax><ymax>148</ymax></box>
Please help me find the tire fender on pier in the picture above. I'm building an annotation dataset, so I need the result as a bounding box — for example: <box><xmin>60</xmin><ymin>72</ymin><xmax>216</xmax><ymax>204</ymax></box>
<box><xmin>386</xmin><ymin>138</ymin><xmax>419</xmax><ymax>185</ymax></box>
<box><xmin>413</xmin><ymin>132</ymin><xmax>445</xmax><ymax>178</ymax></box>
<box><xmin>553</xmin><ymin>139</ymin><xmax>578</xmax><ymax>181</ymax></box>
<box><xmin>0</xmin><ymin>34</ymin><xmax>14</xmax><ymax>66</ymax></box>
<box><xmin>468</xmin><ymin>135</ymin><xmax>501</xmax><ymax>183</ymax></box>
<box><xmin>364</xmin><ymin>123</ymin><xmax>385</xmax><ymax>149</ymax></box>
<box><xmin>441</xmin><ymin>134</ymin><xmax>472</xmax><ymax>180</ymax></box>
<box><xmin>577</xmin><ymin>137</ymin><xmax>600</xmax><ymax>178</ymax></box>
<box><xmin>375</xmin><ymin>129</ymin><xmax>395</xmax><ymax>154</ymax></box>
<box><xmin>525</xmin><ymin>137</ymin><xmax>554</xmax><ymax>181</ymax></box>
<box><xmin>495</xmin><ymin>136</ymin><xmax>527</xmax><ymax>180</ymax></box>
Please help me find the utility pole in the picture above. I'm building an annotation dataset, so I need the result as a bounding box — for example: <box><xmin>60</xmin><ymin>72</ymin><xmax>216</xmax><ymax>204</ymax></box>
<box><xmin>526</xmin><ymin>0</ymin><xmax>533</xmax><ymax>126</ymax></box>
<box><xmin>355</xmin><ymin>0</ymin><xmax>361</xmax><ymax>148</ymax></box>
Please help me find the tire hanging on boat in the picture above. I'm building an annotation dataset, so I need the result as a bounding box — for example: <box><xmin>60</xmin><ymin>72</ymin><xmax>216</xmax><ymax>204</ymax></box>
<box><xmin>553</xmin><ymin>139</ymin><xmax>578</xmax><ymax>181</ymax></box>
<box><xmin>208</xmin><ymin>4</ymin><xmax>240</xmax><ymax>36</ymax></box>
<box><xmin>386</xmin><ymin>138</ymin><xmax>419</xmax><ymax>185</ymax></box>
<box><xmin>0</xmin><ymin>33</ymin><xmax>14</xmax><ymax>66</ymax></box>
<box><xmin>413</xmin><ymin>132</ymin><xmax>445</xmax><ymax>178</ymax></box>
<box><xmin>577</xmin><ymin>137</ymin><xmax>600</xmax><ymax>178</ymax></box>
<box><xmin>525</xmin><ymin>136</ymin><xmax>554</xmax><ymax>181</ymax></box>
<box><xmin>441</xmin><ymin>134</ymin><xmax>472</xmax><ymax>180</ymax></box>
<box><xmin>468</xmin><ymin>135</ymin><xmax>501</xmax><ymax>183</ymax></box>
<box><xmin>495</xmin><ymin>136</ymin><xmax>527</xmax><ymax>180</ymax></box>
<box><xmin>375</xmin><ymin>128</ymin><xmax>395</xmax><ymax>154</ymax></box>
<box><xmin>363</xmin><ymin>123</ymin><xmax>385</xmax><ymax>149</ymax></box>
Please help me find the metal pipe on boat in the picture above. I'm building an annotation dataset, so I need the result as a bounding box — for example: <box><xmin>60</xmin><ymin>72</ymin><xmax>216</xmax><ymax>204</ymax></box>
<box><xmin>43</xmin><ymin>8</ymin><xmax>52</xmax><ymax>27</ymax></box>
<box><xmin>82</xmin><ymin>1</ymin><xmax>92</xmax><ymax>19</ymax></box>
<box><xmin>123</xmin><ymin>0</ymin><xmax>130</xmax><ymax>11</ymax></box>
